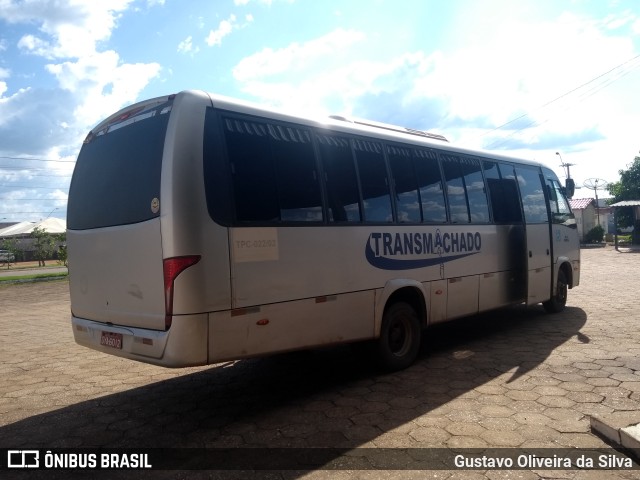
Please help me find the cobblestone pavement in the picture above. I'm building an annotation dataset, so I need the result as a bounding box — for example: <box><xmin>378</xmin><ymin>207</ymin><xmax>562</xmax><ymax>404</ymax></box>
<box><xmin>1</xmin><ymin>247</ymin><xmax>639</xmax><ymax>479</ymax></box>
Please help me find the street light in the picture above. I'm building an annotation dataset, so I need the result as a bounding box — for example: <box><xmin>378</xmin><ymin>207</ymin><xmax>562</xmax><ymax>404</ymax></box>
<box><xmin>46</xmin><ymin>207</ymin><xmax>59</xmax><ymax>219</ymax></box>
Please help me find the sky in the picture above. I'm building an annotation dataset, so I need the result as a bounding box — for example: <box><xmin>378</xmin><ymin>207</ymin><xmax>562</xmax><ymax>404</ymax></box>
<box><xmin>1</xmin><ymin>0</ymin><xmax>639</xmax><ymax>222</ymax></box>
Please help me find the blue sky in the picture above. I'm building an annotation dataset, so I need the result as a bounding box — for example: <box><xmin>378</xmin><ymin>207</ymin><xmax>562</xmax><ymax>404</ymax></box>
<box><xmin>1</xmin><ymin>0</ymin><xmax>639</xmax><ymax>222</ymax></box>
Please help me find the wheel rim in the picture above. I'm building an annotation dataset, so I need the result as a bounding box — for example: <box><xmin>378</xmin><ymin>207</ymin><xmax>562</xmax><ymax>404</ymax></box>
<box><xmin>558</xmin><ymin>278</ymin><xmax>567</xmax><ymax>304</ymax></box>
<box><xmin>388</xmin><ymin>316</ymin><xmax>411</xmax><ymax>357</ymax></box>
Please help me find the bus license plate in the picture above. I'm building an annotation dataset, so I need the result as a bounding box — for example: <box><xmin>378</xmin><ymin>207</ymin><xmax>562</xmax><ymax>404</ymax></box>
<box><xmin>100</xmin><ymin>331</ymin><xmax>123</xmax><ymax>350</ymax></box>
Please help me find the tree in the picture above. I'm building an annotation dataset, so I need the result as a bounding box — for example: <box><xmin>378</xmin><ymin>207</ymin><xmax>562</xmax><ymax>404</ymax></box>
<box><xmin>54</xmin><ymin>232</ymin><xmax>68</xmax><ymax>267</ymax></box>
<box><xmin>0</xmin><ymin>237</ymin><xmax>20</xmax><ymax>269</ymax></box>
<box><xmin>31</xmin><ymin>226</ymin><xmax>56</xmax><ymax>267</ymax></box>
<box><xmin>585</xmin><ymin>225</ymin><xmax>604</xmax><ymax>243</ymax></box>
<box><xmin>608</xmin><ymin>154</ymin><xmax>640</xmax><ymax>243</ymax></box>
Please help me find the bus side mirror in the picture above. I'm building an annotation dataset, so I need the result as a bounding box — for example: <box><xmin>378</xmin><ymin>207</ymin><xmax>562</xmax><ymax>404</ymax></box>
<box><xmin>565</xmin><ymin>178</ymin><xmax>575</xmax><ymax>198</ymax></box>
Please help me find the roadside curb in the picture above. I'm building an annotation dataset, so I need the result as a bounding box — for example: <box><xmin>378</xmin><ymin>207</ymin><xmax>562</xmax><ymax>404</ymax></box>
<box><xmin>590</xmin><ymin>415</ymin><xmax>640</xmax><ymax>461</ymax></box>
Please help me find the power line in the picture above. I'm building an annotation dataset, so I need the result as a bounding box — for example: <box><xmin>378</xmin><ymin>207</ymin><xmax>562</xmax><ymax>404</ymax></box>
<box><xmin>478</xmin><ymin>53</ymin><xmax>640</xmax><ymax>149</ymax></box>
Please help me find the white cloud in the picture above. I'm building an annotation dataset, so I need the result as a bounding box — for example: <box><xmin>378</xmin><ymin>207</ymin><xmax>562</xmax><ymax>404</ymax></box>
<box><xmin>1</xmin><ymin>1</ymin><xmax>161</xmax><ymax>127</ymax></box>
<box><xmin>177</xmin><ymin>35</ymin><xmax>199</xmax><ymax>55</ymax></box>
<box><xmin>233</xmin><ymin>28</ymin><xmax>365</xmax><ymax>82</ymax></box>
<box><xmin>0</xmin><ymin>1</ymin><xmax>161</xmax><ymax>155</ymax></box>
<box><xmin>230</xmin><ymin>12</ymin><xmax>640</xmax><ymax>186</ymax></box>
<box><xmin>0</xmin><ymin>0</ymin><xmax>166</xmax><ymax>220</ymax></box>
<box><xmin>205</xmin><ymin>13</ymin><xmax>253</xmax><ymax>47</ymax></box>
<box><xmin>0</xmin><ymin>67</ymin><xmax>9</xmax><ymax>79</ymax></box>
<box><xmin>233</xmin><ymin>16</ymin><xmax>636</xmax><ymax>137</ymax></box>
<box><xmin>2</xmin><ymin>0</ymin><xmax>133</xmax><ymax>59</ymax></box>
<box><xmin>46</xmin><ymin>52</ymin><xmax>161</xmax><ymax>127</ymax></box>
<box><xmin>206</xmin><ymin>14</ymin><xmax>237</xmax><ymax>47</ymax></box>
<box><xmin>234</xmin><ymin>0</ymin><xmax>293</xmax><ymax>5</ymax></box>
<box><xmin>17</xmin><ymin>34</ymin><xmax>51</xmax><ymax>56</ymax></box>
<box><xmin>234</xmin><ymin>0</ymin><xmax>273</xmax><ymax>5</ymax></box>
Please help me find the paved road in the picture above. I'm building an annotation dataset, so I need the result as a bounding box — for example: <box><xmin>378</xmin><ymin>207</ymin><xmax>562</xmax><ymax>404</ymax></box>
<box><xmin>1</xmin><ymin>247</ymin><xmax>639</xmax><ymax>479</ymax></box>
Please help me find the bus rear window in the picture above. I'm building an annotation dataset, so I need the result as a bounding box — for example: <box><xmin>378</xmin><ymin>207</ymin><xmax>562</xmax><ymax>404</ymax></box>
<box><xmin>68</xmin><ymin>102</ymin><xmax>171</xmax><ymax>230</ymax></box>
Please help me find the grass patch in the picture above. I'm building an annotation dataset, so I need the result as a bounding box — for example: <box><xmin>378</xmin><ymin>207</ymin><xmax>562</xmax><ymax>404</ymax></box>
<box><xmin>0</xmin><ymin>271</ymin><xmax>68</xmax><ymax>283</ymax></box>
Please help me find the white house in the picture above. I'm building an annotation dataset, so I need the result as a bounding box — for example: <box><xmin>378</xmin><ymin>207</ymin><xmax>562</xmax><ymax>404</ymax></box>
<box><xmin>0</xmin><ymin>218</ymin><xmax>66</xmax><ymax>262</ymax></box>
<box><xmin>569</xmin><ymin>198</ymin><xmax>596</xmax><ymax>242</ymax></box>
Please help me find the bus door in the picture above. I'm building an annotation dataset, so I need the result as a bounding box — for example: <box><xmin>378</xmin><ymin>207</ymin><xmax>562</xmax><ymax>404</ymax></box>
<box><xmin>514</xmin><ymin>166</ymin><xmax>552</xmax><ymax>305</ymax></box>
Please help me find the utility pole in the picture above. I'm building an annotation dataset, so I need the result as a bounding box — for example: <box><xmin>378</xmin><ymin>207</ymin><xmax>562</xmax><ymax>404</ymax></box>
<box><xmin>556</xmin><ymin>152</ymin><xmax>575</xmax><ymax>179</ymax></box>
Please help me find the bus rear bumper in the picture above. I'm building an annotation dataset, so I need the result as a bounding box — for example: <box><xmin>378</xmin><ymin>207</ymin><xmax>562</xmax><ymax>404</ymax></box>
<box><xmin>71</xmin><ymin>313</ymin><xmax>208</xmax><ymax>368</ymax></box>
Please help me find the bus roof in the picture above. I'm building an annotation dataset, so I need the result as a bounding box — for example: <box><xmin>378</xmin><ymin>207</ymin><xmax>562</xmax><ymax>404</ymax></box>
<box><xmin>202</xmin><ymin>90</ymin><xmax>545</xmax><ymax>171</ymax></box>
<box><xmin>87</xmin><ymin>90</ymin><xmax>547</xmax><ymax>172</ymax></box>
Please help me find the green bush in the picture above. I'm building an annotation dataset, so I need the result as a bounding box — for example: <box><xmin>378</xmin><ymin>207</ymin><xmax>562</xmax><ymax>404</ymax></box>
<box><xmin>585</xmin><ymin>225</ymin><xmax>604</xmax><ymax>243</ymax></box>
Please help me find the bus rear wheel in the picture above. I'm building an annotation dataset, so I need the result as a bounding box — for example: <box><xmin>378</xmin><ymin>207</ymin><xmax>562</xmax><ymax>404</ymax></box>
<box><xmin>543</xmin><ymin>269</ymin><xmax>568</xmax><ymax>313</ymax></box>
<box><xmin>376</xmin><ymin>302</ymin><xmax>421</xmax><ymax>371</ymax></box>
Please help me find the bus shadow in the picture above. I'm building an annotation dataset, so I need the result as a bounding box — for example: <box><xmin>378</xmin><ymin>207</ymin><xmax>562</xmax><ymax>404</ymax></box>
<box><xmin>1</xmin><ymin>305</ymin><xmax>587</xmax><ymax>476</ymax></box>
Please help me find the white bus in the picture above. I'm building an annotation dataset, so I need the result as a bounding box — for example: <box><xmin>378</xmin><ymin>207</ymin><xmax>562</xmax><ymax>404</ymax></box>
<box><xmin>67</xmin><ymin>90</ymin><xmax>580</xmax><ymax>370</ymax></box>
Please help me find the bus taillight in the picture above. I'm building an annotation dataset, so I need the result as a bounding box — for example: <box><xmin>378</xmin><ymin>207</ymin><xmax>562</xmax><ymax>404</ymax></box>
<box><xmin>163</xmin><ymin>255</ymin><xmax>201</xmax><ymax>330</ymax></box>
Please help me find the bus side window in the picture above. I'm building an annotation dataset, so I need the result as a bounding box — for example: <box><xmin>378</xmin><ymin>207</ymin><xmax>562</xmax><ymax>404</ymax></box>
<box><xmin>483</xmin><ymin>161</ymin><xmax>522</xmax><ymax>223</ymax></box>
<box><xmin>223</xmin><ymin>117</ymin><xmax>323</xmax><ymax>223</ymax></box>
<box><xmin>547</xmin><ymin>183</ymin><xmax>558</xmax><ymax>213</ymax></box>
<box><xmin>354</xmin><ymin>139</ymin><xmax>393</xmax><ymax>223</ymax></box>
<box><xmin>515</xmin><ymin>166</ymin><xmax>549</xmax><ymax>224</ymax></box>
<box><xmin>461</xmin><ymin>156</ymin><xmax>490</xmax><ymax>223</ymax></box>
<box><xmin>441</xmin><ymin>154</ymin><xmax>470</xmax><ymax>223</ymax></box>
<box><xmin>270</xmin><ymin>125</ymin><xmax>323</xmax><ymax>222</ymax></box>
<box><xmin>547</xmin><ymin>178</ymin><xmax>575</xmax><ymax>226</ymax></box>
<box><xmin>224</xmin><ymin>118</ymin><xmax>279</xmax><ymax>222</ymax></box>
<box><xmin>387</xmin><ymin>145</ymin><xmax>421</xmax><ymax>223</ymax></box>
<box><xmin>317</xmin><ymin>134</ymin><xmax>362</xmax><ymax>222</ymax></box>
<box><xmin>414</xmin><ymin>149</ymin><xmax>446</xmax><ymax>223</ymax></box>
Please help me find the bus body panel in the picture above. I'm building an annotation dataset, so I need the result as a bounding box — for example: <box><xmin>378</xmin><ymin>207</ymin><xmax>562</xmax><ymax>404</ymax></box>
<box><xmin>159</xmin><ymin>91</ymin><xmax>232</xmax><ymax>315</ymax></box>
<box><xmin>208</xmin><ymin>291</ymin><xmax>373</xmax><ymax>362</ymax></box>
<box><xmin>72</xmin><ymin>313</ymin><xmax>208</xmax><ymax>367</ymax></box>
<box><xmin>447</xmin><ymin>274</ymin><xmax>479</xmax><ymax>319</ymax></box>
<box><xmin>552</xmin><ymin>222</ymin><xmax>581</xmax><ymax>288</ymax></box>
<box><xmin>525</xmin><ymin>223</ymin><xmax>553</xmax><ymax>305</ymax></box>
<box><xmin>68</xmin><ymin>219</ymin><xmax>165</xmax><ymax>330</ymax></box>
<box><xmin>428</xmin><ymin>280</ymin><xmax>448</xmax><ymax>324</ymax></box>
<box><xmin>229</xmin><ymin>224</ymin><xmax>515</xmax><ymax>310</ymax></box>
<box><xmin>478</xmin><ymin>271</ymin><xmax>514</xmax><ymax>311</ymax></box>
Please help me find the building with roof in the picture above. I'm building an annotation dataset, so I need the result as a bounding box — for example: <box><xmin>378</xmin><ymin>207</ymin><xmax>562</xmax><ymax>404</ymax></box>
<box><xmin>569</xmin><ymin>198</ymin><xmax>615</xmax><ymax>242</ymax></box>
<box><xmin>609</xmin><ymin>200</ymin><xmax>640</xmax><ymax>245</ymax></box>
<box><xmin>569</xmin><ymin>198</ymin><xmax>596</xmax><ymax>242</ymax></box>
<box><xmin>0</xmin><ymin>218</ymin><xmax>66</xmax><ymax>262</ymax></box>
<box><xmin>0</xmin><ymin>218</ymin><xmax>66</xmax><ymax>238</ymax></box>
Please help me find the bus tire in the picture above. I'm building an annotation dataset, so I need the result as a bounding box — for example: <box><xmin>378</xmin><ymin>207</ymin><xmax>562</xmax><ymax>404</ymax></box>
<box><xmin>376</xmin><ymin>302</ymin><xmax>421</xmax><ymax>371</ymax></box>
<box><xmin>543</xmin><ymin>269</ymin><xmax>568</xmax><ymax>313</ymax></box>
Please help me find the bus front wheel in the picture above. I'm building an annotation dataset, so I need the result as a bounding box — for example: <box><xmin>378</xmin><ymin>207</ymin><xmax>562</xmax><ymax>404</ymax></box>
<box><xmin>543</xmin><ymin>269</ymin><xmax>568</xmax><ymax>313</ymax></box>
<box><xmin>376</xmin><ymin>302</ymin><xmax>421</xmax><ymax>371</ymax></box>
